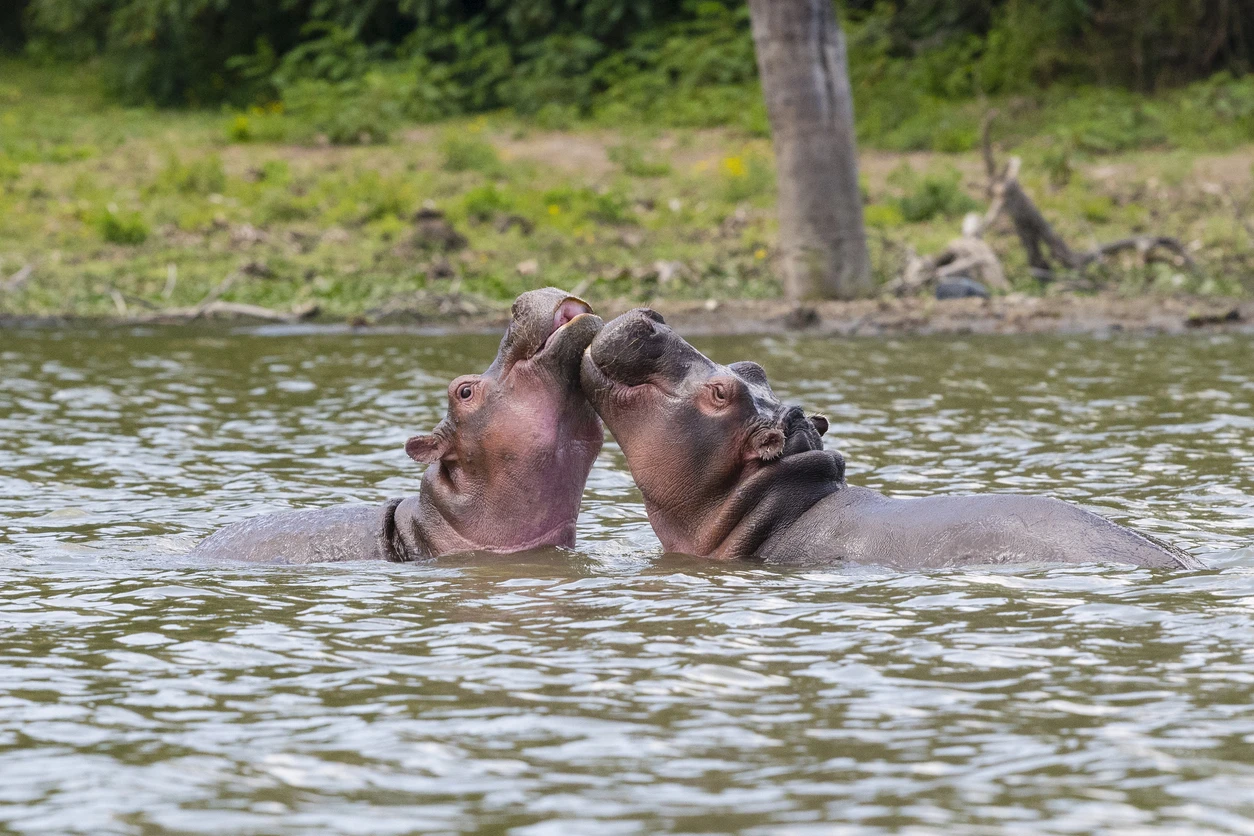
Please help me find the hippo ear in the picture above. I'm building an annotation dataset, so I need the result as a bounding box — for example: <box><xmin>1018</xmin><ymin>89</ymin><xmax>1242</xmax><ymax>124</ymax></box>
<box><xmin>405</xmin><ymin>434</ymin><xmax>447</xmax><ymax>463</ymax></box>
<box><xmin>748</xmin><ymin>427</ymin><xmax>786</xmax><ymax>462</ymax></box>
<box><xmin>809</xmin><ymin>414</ymin><xmax>829</xmax><ymax>436</ymax></box>
<box><xmin>405</xmin><ymin>421</ymin><xmax>454</xmax><ymax>464</ymax></box>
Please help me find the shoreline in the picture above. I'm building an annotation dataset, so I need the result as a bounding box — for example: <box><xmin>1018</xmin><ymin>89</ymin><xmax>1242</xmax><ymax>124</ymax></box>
<box><xmin>3</xmin><ymin>293</ymin><xmax>1250</xmax><ymax>337</ymax></box>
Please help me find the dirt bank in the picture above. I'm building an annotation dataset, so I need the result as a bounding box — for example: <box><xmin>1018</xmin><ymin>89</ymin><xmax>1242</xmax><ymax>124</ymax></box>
<box><xmin>4</xmin><ymin>293</ymin><xmax>1250</xmax><ymax>337</ymax></box>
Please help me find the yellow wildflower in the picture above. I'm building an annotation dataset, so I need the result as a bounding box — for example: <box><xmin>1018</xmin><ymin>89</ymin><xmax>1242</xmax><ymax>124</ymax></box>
<box><xmin>723</xmin><ymin>156</ymin><xmax>747</xmax><ymax>178</ymax></box>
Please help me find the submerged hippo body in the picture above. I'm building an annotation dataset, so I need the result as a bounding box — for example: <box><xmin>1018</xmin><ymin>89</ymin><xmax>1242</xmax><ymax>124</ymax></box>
<box><xmin>581</xmin><ymin>308</ymin><xmax>1201</xmax><ymax>570</ymax></box>
<box><xmin>191</xmin><ymin>288</ymin><xmax>604</xmax><ymax>564</ymax></box>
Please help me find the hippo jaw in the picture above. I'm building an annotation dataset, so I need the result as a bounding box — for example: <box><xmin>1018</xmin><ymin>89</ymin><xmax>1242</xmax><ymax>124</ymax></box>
<box><xmin>406</xmin><ymin>289</ymin><xmax>604</xmax><ymax>556</ymax></box>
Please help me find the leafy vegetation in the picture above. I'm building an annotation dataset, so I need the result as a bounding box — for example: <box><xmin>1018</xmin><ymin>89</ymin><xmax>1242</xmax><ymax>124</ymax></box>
<box><xmin>1</xmin><ymin>2</ymin><xmax>1252</xmax><ymax>317</ymax></box>
<box><xmin>4</xmin><ymin>1</ymin><xmax>1252</xmax><ymax>152</ymax></box>
<box><xmin>1</xmin><ymin>60</ymin><xmax>1250</xmax><ymax>321</ymax></box>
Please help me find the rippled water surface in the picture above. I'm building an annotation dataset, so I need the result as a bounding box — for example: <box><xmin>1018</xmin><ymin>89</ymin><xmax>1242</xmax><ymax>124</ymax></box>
<box><xmin>2</xmin><ymin>326</ymin><xmax>1253</xmax><ymax>834</ymax></box>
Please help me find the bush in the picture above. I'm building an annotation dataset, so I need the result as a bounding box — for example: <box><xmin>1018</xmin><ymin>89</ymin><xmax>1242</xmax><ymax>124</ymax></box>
<box><xmin>440</xmin><ymin>133</ymin><xmax>500</xmax><ymax>173</ymax></box>
<box><xmin>462</xmin><ymin>184</ymin><xmax>512</xmax><ymax>221</ymax></box>
<box><xmin>279</xmin><ymin>74</ymin><xmax>403</xmax><ymax>145</ymax></box>
<box><xmin>889</xmin><ymin>165</ymin><xmax>981</xmax><ymax>223</ymax></box>
<box><xmin>96</xmin><ymin>205</ymin><xmax>149</xmax><ymax>244</ymax></box>
<box><xmin>17</xmin><ymin>0</ymin><xmax>1254</xmax><ymax>155</ymax></box>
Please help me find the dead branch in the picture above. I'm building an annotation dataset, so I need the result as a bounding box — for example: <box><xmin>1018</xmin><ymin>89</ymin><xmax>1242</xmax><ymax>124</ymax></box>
<box><xmin>888</xmin><ymin>114</ymin><xmax>1196</xmax><ymax>298</ymax></box>
<box><xmin>191</xmin><ymin>270</ymin><xmax>242</xmax><ymax>317</ymax></box>
<box><xmin>130</xmin><ymin>301</ymin><xmax>319</xmax><ymax>324</ymax></box>
<box><xmin>980</xmin><ymin>109</ymin><xmax>1002</xmax><ymax>187</ymax></box>
<box><xmin>115</xmin><ymin>267</ymin><xmax>316</xmax><ymax>323</ymax></box>
<box><xmin>984</xmin><ymin>114</ymin><xmax>1196</xmax><ymax>278</ymax></box>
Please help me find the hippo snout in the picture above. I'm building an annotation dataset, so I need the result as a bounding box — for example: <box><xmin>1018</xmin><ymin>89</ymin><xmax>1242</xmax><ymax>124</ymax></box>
<box><xmin>586</xmin><ymin>308</ymin><xmax>675</xmax><ymax>386</ymax></box>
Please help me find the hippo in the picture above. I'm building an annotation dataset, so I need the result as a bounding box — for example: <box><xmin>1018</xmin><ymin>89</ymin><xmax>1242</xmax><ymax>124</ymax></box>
<box><xmin>190</xmin><ymin>288</ymin><xmax>604</xmax><ymax>563</ymax></box>
<box><xmin>580</xmin><ymin>308</ymin><xmax>1203</xmax><ymax>570</ymax></box>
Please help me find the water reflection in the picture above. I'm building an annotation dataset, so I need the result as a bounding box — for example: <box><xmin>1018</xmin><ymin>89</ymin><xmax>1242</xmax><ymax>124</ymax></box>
<box><xmin>1</xmin><ymin>327</ymin><xmax>1252</xmax><ymax>833</ymax></box>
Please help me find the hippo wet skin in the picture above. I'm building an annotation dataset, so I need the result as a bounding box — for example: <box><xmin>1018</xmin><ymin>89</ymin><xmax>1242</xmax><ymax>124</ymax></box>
<box><xmin>190</xmin><ymin>288</ymin><xmax>604</xmax><ymax>563</ymax></box>
<box><xmin>580</xmin><ymin>309</ymin><xmax>1202</xmax><ymax>570</ymax></box>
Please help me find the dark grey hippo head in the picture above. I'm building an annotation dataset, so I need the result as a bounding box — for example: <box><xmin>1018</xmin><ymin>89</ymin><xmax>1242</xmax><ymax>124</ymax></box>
<box><xmin>580</xmin><ymin>308</ymin><xmax>829</xmax><ymax>522</ymax></box>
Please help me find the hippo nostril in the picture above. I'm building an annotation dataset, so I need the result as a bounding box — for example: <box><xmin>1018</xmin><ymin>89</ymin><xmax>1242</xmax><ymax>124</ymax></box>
<box><xmin>640</xmin><ymin>308</ymin><xmax>665</xmax><ymax>325</ymax></box>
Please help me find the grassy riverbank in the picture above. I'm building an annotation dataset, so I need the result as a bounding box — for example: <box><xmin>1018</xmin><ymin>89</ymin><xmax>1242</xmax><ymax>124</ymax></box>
<box><xmin>2</xmin><ymin>61</ymin><xmax>1253</xmax><ymax>322</ymax></box>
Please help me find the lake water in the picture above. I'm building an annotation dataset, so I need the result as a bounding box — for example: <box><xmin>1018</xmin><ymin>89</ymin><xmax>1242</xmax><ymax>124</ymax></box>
<box><xmin>2</xmin><ymin>326</ymin><xmax>1253</xmax><ymax>834</ymax></box>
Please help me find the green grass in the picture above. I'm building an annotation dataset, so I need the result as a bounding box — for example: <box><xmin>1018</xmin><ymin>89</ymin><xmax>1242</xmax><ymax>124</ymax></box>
<box><xmin>1</xmin><ymin>59</ymin><xmax>1251</xmax><ymax>319</ymax></box>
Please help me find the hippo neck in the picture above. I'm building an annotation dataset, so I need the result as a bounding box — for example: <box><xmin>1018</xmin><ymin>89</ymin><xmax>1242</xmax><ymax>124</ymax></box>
<box><xmin>399</xmin><ymin>434</ymin><xmax>598</xmax><ymax>558</ymax></box>
<box><xmin>645</xmin><ymin>450</ymin><xmax>847</xmax><ymax>560</ymax></box>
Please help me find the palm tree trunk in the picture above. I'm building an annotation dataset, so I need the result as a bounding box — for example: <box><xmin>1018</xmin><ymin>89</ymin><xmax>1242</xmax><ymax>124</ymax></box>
<box><xmin>748</xmin><ymin>0</ymin><xmax>872</xmax><ymax>301</ymax></box>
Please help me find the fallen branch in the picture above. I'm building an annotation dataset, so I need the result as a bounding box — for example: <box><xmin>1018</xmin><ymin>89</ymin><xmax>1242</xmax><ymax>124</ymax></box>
<box><xmin>130</xmin><ymin>300</ymin><xmax>319</xmax><ymax>324</ymax></box>
<box><xmin>890</xmin><ymin>114</ymin><xmax>1197</xmax><ymax>297</ymax></box>
<box><xmin>986</xmin><ymin>114</ymin><xmax>1196</xmax><ymax>278</ymax></box>
<box><xmin>191</xmin><ymin>270</ymin><xmax>242</xmax><ymax>318</ymax></box>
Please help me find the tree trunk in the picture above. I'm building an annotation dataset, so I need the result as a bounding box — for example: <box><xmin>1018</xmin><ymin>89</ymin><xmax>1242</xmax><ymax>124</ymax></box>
<box><xmin>748</xmin><ymin>0</ymin><xmax>872</xmax><ymax>301</ymax></box>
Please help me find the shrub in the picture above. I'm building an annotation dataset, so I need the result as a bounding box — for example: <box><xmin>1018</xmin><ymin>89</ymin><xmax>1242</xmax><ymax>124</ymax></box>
<box><xmin>440</xmin><ymin>134</ymin><xmax>500</xmax><ymax>173</ymax></box>
<box><xmin>462</xmin><ymin>184</ymin><xmax>512</xmax><ymax>221</ymax></box>
<box><xmin>889</xmin><ymin>165</ymin><xmax>981</xmax><ymax>223</ymax></box>
<box><xmin>97</xmin><ymin>206</ymin><xmax>149</xmax><ymax>244</ymax></box>
<box><xmin>280</xmin><ymin>74</ymin><xmax>402</xmax><ymax>145</ymax></box>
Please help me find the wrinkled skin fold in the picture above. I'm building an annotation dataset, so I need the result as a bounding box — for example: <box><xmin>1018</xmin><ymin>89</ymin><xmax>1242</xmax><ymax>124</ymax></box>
<box><xmin>581</xmin><ymin>308</ymin><xmax>1203</xmax><ymax>570</ymax></box>
<box><xmin>191</xmin><ymin>288</ymin><xmax>603</xmax><ymax>563</ymax></box>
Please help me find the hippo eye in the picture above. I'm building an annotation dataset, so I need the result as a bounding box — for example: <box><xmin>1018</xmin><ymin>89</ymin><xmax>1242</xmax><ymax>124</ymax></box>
<box><xmin>458</xmin><ymin>385</ymin><xmax>474</xmax><ymax>400</ymax></box>
<box><xmin>711</xmin><ymin>383</ymin><xmax>727</xmax><ymax>403</ymax></box>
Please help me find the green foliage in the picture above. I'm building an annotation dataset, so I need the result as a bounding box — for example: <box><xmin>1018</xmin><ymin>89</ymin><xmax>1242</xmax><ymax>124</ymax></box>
<box><xmin>589</xmin><ymin>188</ymin><xmax>632</xmax><ymax>224</ymax></box>
<box><xmin>279</xmin><ymin>74</ymin><xmax>402</xmax><ymax>144</ymax></box>
<box><xmin>720</xmin><ymin>153</ymin><xmax>774</xmax><ymax>203</ymax></box>
<box><xmin>864</xmin><ymin>202</ymin><xmax>906</xmax><ymax>229</ymax></box>
<box><xmin>96</xmin><ymin>205</ymin><xmax>149</xmax><ymax>244</ymax></box>
<box><xmin>0</xmin><ymin>152</ymin><xmax>20</xmax><ymax>182</ymax></box>
<box><xmin>440</xmin><ymin>133</ymin><xmax>500</xmax><ymax>173</ymax></box>
<box><xmin>338</xmin><ymin>170</ymin><xmax>417</xmax><ymax>223</ymax></box>
<box><xmin>888</xmin><ymin>165</ymin><xmax>980</xmax><ymax>223</ymax></box>
<box><xmin>462</xmin><ymin>183</ymin><xmax>512</xmax><ymax>221</ymax></box>
<box><xmin>253</xmin><ymin>187</ymin><xmax>318</xmax><ymax>225</ymax></box>
<box><xmin>608</xmin><ymin>143</ymin><xmax>671</xmax><ymax>177</ymax></box>
<box><xmin>1080</xmin><ymin>195</ymin><xmax>1115</xmax><ymax>224</ymax></box>
<box><xmin>154</xmin><ymin>154</ymin><xmax>226</xmax><ymax>194</ymax></box>
<box><xmin>539</xmin><ymin>184</ymin><xmax>634</xmax><ymax>226</ymax></box>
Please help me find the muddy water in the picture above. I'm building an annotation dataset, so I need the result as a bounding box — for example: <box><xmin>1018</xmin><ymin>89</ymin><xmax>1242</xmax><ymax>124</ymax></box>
<box><xmin>1</xmin><ymin>326</ymin><xmax>1252</xmax><ymax>834</ymax></box>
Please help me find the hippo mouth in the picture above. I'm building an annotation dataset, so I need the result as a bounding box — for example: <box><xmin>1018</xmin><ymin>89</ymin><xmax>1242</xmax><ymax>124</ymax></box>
<box><xmin>537</xmin><ymin>298</ymin><xmax>594</xmax><ymax>353</ymax></box>
<box><xmin>526</xmin><ymin>297</ymin><xmax>598</xmax><ymax>366</ymax></box>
